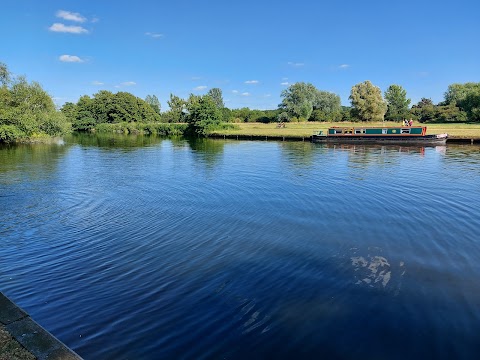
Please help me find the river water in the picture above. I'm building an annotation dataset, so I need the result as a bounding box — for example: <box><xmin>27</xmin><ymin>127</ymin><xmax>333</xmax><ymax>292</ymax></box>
<box><xmin>1</xmin><ymin>134</ymin><xmax>480</xmax><ymax>359</ymax></box>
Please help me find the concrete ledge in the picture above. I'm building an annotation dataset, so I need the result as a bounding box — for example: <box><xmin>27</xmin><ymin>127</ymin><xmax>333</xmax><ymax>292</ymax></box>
<box><xmin>1</xmin><ymin>292</ymin><xmax>82</xmax><ymax>360</ymax></box>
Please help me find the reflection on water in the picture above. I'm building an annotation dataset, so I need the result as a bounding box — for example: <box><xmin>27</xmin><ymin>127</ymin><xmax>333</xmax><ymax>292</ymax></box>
<box><xmin>65</xmin><ymin>132</ymin><xmax>164</xmax><ymax>148</ymax></box>
<box><xmin>1</xmin><ymin>135</ymin><xmax>480</xmax><ymax>359</ymax></box>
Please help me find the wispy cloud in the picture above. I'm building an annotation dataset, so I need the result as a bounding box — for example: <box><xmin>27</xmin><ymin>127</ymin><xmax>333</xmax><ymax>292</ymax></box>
<box><xmin>241</xmin><ymin>92</ymin><xmax>250</xmax><ymax>96</ymax></box>
<box><xmin>245</xmin><ymin>80</ymin><xmax>259</xmax><ymax>84</ymax></box>
<box><xmin>232</xmin><ymin>90</ymin><xmax>239</xmax><ymax>94</ymax></box>
<box><xmin>191</xmin><ymin>76</ymin><xmax>202</xmax><ymax>81</ymax></box>
<box><xmin>59</xmin><ymin>54</ymin><xmax>84</xmax><ymax>63</ymax></box>
<box><xmin>49</xmin><ymin>23</ymin><xmax>88</xmax><ymax>34</ymax></box>
<box><xmin>418</xmin><ymin>71</ymin><xmax>429</xmax><ymax>77</ymax></box>
<box><xmin>91</xmin><ymin>81</ymin><xmax>104</xmax><ymax>86</ymax></box>
<box><xmin>120</xmin><ymin>81</ymin><xmax>136</xmax><ymax>86</ymax></box>
<box><xmin>194</xmin><ymin>85</ymin><xmax>207</xmax><ymax>91</ymax></box>
<box><xmin>145</xmin><ymin>32</ymin><xmax>164</xmax><ymax>39</ymax></box>
<box><xmin>56</xmin><ymin>10</ymin><xmax>86</xmax><ymax>23</ymax></box>
<box><xmin>338</xmin><ymin>64</ymin><xmax>350</xmax><ymax>69</ymax></box>
<box><xmin>280</xmin><ymin>82</ymin><xmax>289</xmax><ymax>86</ymax></box>
<box><xmin>288</xmin><ymin>62</ymin><xmax>304</xmax><ymax>67</ymax></box>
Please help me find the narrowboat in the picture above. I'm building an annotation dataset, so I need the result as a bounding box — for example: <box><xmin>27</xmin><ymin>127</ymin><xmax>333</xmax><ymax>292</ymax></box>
<box><xmin>312</xmin><ymin>126</ymin><xmax>448</xmax><ymax>145</ymax></box>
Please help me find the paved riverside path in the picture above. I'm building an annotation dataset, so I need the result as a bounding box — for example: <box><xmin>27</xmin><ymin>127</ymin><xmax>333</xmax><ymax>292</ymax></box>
<box><xmin>0</xmin><ymin>292</ymin><xmax>82</xmax><ymax>360</ymax></box>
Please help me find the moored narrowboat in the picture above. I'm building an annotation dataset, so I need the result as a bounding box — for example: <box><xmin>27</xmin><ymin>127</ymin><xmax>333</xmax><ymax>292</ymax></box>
<box><xmin>312</xmin><ymin>126</ymin><xmax>448</xmax><ymax>145</ymax></box>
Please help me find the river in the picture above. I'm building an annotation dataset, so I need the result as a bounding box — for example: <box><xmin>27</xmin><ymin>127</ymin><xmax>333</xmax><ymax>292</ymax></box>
<box><xmin>1</xmin><ymin>134</ymin><xmax>480</xmax><ymax>359</ymax></box>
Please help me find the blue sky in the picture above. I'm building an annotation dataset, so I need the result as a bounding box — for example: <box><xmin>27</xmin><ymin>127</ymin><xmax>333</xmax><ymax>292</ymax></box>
<box><xmin>2</xmin><ymin>0</ymin><xmax>479</xmax><ymax>110</ymax></box>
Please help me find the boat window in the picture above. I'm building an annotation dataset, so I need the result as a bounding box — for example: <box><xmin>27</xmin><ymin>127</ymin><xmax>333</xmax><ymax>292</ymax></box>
<box><xmin>382</xmin><ymin>129</ymin><xmax>387</xmax><ymax>134</ymax></box>
<box><xmin>355</xmin><ymin>129</ymin><xmax>366</xmax><ymax>134</ymax></box>
<box><xmin>335</xmin><ymin>129</ymin><xmax>343</xmax><ymax>134</ymax></box>
<box><xmin>401</xmin><ymin>129</ymin><xmax>411</xmax><ymax>134</ymax></box>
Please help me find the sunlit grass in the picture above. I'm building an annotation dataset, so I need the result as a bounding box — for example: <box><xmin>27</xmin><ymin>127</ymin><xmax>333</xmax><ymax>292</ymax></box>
<box><xmin>214</xmin><ymin>122</ymin><xmax>480</xmax><ymax>138</ymax></box>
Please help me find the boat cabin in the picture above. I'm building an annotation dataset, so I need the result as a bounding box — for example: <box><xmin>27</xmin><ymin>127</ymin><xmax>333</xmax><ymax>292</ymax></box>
<box><xmin>328</xmin><ymin>126</ymin><xmax>427</xmax><ymax>136</ymax></box>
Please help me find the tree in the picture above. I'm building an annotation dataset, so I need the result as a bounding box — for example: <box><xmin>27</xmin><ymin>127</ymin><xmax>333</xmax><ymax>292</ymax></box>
<box><xmin>60</xmin><ymin>102</ymin><xmax>78</xmax><ymax>122</ymax></box>
<box><xmin>74</xmin><ymin>95</ymin><xmax>96</xmax><ymax>130</ymax></box>
<box><xmin>444</xmin><ymin>83</ymin><xmax>480</xmax><ymax>122</ymax></box>
<box><xmin>0</xmin><ymin>62</ymin><xmax>10</xmax><ymax>87</ymax></box>
<box><xmin>349</xmin><ymin>81</ymin><xmax>387</xmax><ymax>122</ymax></box>
<box><xmin>207</xmin><ymin>88</ymin><xmax>224</xmax><ymax>109</ymax></box>
<box><xmin>164</xmin><ymin>94</ymin><xmax>186</xmax><ymax>123</ymax></box>
<box><xmin>435</xmin><ymin>103</ymin><xmax>467</xmax><ymax>123</ymax></box>
<box><xmin>384</xmin><ymin>84</ymin><xmax>411</xmax><ymax>121</ymax></box>
<box><xmin>279</xmin><ymin>82</ymin><xmax>341</xmax><ymax>121</ymax></box>
<box><xmin>279</xmin><ymin>82</ymin><xmax>318</xmax><ymax>120</ymax></box>
<box><xmin>444</xmin><ymin>83</ymin><xmax>480</xmax><ymax>105</ymax></box>
<box><xmin>0</xmin><ymin>64</ymin><xmax>70</xmax><ymax>141</ymax></box>
<box><xmin>185</xmin><ymin>94</ymin><xmax>221</xmax><ymax>136</ymax></box>
<box><xmin>313</xmin><ymin>91</ymin><xmax>341</xmax><ymax>114</ymax></box>
<box><xmin>145</xmin><ymin>94</ymin><xmax>161</xmax><ymax>114</ymax></box>
<box><xmin>410</xmin><ymin>98</ymin><xmax>436</xmax><ymax>123</ymax></box>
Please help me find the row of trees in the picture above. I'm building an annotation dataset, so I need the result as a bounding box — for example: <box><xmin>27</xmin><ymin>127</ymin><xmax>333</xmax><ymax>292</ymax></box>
<box><xmin>0</xmin><ymin>62</ymin><xmax>70</xmax><ymax>142</ymax></box>
<box><xmin>2</xmin><ymin>59</ymin><xmax>480</xmax><ymax>142</ymax></box>
<box><xmin>279</xmin><ymin>80</ymin><xmax>480</xmax><ymax>123</ymax></box>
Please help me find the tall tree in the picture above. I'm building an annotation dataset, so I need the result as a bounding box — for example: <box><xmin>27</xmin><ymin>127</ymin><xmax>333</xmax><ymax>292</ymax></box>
<box><xmin>165</xmin><ymin>94</ymin><xmax>186</xmax><ymax>122</ymax></box>
<box><xmin>0</xmin><ymin>62</ymin><xmax>10</xmax><ymax>86</ymax></box>
<box><xmin>444</xmin><ymin>83</ymin><xmax>480</xmax><ymax>122</ymax></box>
<box><xmin>207</xmin><ymin>88</ymin><xmax>224</xmax><ymax>109</ymax></box>
<box><xmin>444</xmin><ymin>83</ymin><xmax>480</xmax><ymax>105</ymax></box>
<box><xmin>313</xmin><ymin>91</ymin><xmax>341</xmax><ymax>114</ymax></box>
<box><xmin>279</xmin><ymin>82</ymin><xmax>318</xmax><ymax>120</ymax></box>
<box><xmin>0</xmin><ymin>65</ymin><xmax>69</xmax><ymax>141</ymax></box>
<box><xmin>185</xmin><ymin>94</ymin><xmax>221</xmax><ymax>136</ymax></box>
<box><xmin>349</xmin><ymin>81</ymin><xmax>387</xmax><ymax>122</ymax></box>
<box><xmin>145</xmin><ymin>94</ymin><xmax>161</xmax><ymax>114</ymax></box>
<box><xmin>384</xmin><ymin>84</ymin><xmax>411</xmax><ymax>121</ymax></box>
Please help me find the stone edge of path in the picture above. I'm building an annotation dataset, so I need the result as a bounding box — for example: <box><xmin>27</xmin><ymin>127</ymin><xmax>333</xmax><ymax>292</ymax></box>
<box><xmin>0</xmin><ymin>292</ymin><xmax>83</xmax><ymax>360</ymax></box>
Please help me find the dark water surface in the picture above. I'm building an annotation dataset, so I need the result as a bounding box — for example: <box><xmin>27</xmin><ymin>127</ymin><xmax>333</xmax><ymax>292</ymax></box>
<box><xmin>1</xmin><ymin>134</ymin><xmax>480</xmax><ymax>359</ymax></box>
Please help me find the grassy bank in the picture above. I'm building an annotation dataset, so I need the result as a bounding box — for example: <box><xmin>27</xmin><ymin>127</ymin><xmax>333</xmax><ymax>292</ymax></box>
<box><xmin>211</xmin><ymin>122</ymin><xmax>480</xmax><ymax>139</ymax></box>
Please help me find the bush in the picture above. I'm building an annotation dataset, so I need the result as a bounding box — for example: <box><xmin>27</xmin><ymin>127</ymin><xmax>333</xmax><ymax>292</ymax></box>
<box><xmin>0</xmin><ymin>125</ymin><xmax>24</xmax><ymax>142</ymax></box>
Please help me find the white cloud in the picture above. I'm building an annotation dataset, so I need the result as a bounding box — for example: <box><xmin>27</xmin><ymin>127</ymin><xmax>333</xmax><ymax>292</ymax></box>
<box><xmin>281</xmin><ymin>82</ymin><xmax>289</xmax><ymax>86</ymax></box>
<box><xmin>59</xmin><ymin>54</ymin><xmax>84</xmax><ymax>63</ymax></box>
<box><xmin>288</xmin><ymin>62</ymin><xmax>304</xmax><ymax>67</ymax></box>
<box><xmin>49</xmin><ymin>23</ymin><xmax>88</xmax><ymax>34</ymax></box>
<box><xmin>56</xmin><ymin>10</ymin><xmax>86</xmax><ymax>23</ymax></box>
<box><xmin>339</xmin><ymin>64</ymin><xmax>350</xmax><ymax>69</ymax></box>
<box><xmin>194</xmin><ymin>85</ymin><xmax>207</xmax><ymax>91</ymax></box>
<box><xmin>241</xmin><ymin>92</ymin><xmax>250</xmax><ymax>96</ymax></box>
<box><xmin>121</xmin><ymin>81</ymin><xmax>136</xmax><ymax>86</ymax></box>
<box><xmin>91</xmin><ymin>81</ymin><xmax>104</xmax><ymax>86</ymax></box>
<box><xmin>145</xmin><ymin>32</ymin><xmax>164</xmax><ymax>39</ymax></box>
<box><xmin>232</xmin><ymin>90</ymin><xmax>239</xmax><ymax>94</ymax></box>
<box><xmin>245</xmin><ymin>80</ymin><xmax>259</xmax><ymax>84</ymax></box>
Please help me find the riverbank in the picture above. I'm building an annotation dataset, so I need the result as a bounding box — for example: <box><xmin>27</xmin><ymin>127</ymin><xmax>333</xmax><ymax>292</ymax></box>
<box><xmin>0</xmin><ymin>292</ymin><xmax>82</xmax><ymax>360</ymax></box>
<box><xmin>211</xmin><ymin>122</ymin><xmax>480</xmax><ymax>140</ymax></box>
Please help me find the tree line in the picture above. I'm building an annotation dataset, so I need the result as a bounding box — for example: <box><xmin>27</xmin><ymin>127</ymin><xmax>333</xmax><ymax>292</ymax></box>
<box><xmin>1</xmin><ymin>60</ymin><xmax>480</xmax><ymax>142</ymax></box>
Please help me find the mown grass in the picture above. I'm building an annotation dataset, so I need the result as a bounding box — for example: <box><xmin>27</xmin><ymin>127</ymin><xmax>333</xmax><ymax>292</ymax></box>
<box><xmin>213</xmin><ymin>122</ymin><xmax>480</xmax><ymax>138</ymax></box>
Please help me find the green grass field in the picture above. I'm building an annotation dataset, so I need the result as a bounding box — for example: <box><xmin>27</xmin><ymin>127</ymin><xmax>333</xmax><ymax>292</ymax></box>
<box><xmin>214</xmin><ymin>122</ymin><xmax>480</xmax><ymax>139</ymax></box>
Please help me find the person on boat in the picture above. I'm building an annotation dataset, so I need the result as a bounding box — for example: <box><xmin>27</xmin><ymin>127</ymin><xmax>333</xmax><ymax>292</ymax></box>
<box><xmin>409</xmin><ymin>119</ymin><xmax>413</xmax><ymax>126</ymax></box>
